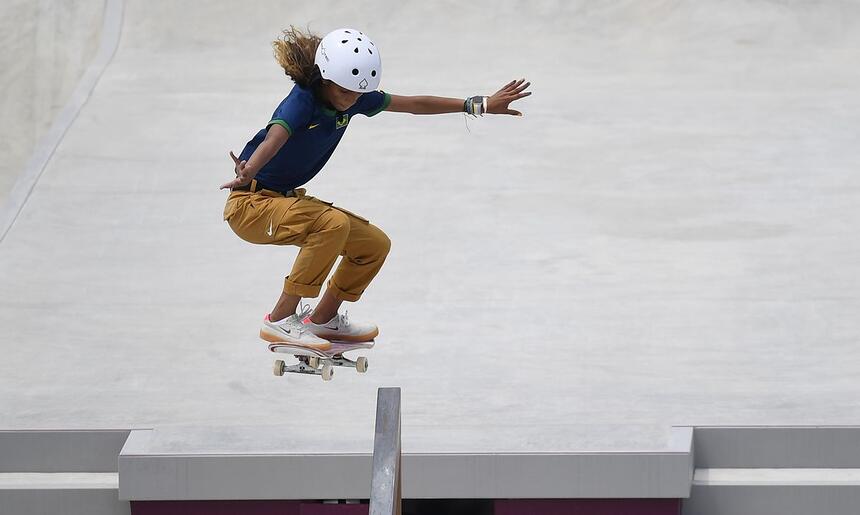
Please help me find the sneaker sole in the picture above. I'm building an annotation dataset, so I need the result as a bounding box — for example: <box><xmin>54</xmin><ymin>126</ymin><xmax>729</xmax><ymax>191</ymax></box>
<box><xmin>259</xmin><ymin>327</ymin><xmax>332</xmax><ymax>351</ymax></box>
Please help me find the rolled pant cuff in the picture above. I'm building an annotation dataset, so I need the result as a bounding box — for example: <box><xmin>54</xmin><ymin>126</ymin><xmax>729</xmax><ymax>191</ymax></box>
<box><xmin>283</xmin><ymin>277</ymin><xmax>322</xmax><ymax>298</ymax></box>
<box><xmin>327</xmin><ymin>279</ymin><xmax>362</xmax><ymax>302</ymax></box>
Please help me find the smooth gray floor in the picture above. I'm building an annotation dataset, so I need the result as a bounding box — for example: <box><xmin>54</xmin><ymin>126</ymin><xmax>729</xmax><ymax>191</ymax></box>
<box><xmin>2</xmin><ymin>0</ymin><xmax>860</xmax><ymax>454</ymax></box>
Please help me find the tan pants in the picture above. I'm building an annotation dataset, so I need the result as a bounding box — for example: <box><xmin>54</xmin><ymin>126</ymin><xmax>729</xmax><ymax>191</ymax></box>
<box><xmin>223</xmin><ymin>181</ymin><xmax>391</xmax><ymax>302</ymax></box>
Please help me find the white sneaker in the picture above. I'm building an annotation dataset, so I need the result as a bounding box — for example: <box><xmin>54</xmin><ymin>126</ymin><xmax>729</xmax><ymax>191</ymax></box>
<box><xmin>260</xmin><ymin>313</ymin><xmax>332</xmax><ymax>350</ymax></box>
<box><xmin>300</xmin><ymin>305</ymin><xmax>379</xmax><ymax>343</ymax></box>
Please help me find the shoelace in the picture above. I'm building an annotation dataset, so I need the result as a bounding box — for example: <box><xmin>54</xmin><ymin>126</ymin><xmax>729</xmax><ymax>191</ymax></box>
<box><xmin>298</xmin><ymin>302</ymin><xmax>313</xmax><ymax>320</ymax></box>
<box><xmin>297</xmin><ymin>302</ymin><xmax>349</xmax><ymax>329</ymax></box>
<box><xmin>338</xmin><ymin>311</ymin><xmax>350</xmax><ymax>328</ymax></box>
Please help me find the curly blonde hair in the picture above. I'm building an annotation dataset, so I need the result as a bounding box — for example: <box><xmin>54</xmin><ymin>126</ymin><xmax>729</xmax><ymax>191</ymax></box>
<box><xmin>272</xmin><ymin>26</ymin><xmax>322</xmax><ymax>88</ymax></box>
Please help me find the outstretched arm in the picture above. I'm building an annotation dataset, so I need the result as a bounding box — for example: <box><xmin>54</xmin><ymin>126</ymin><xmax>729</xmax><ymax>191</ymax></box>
<box><xmin>385</xmin><ymin>78</ymin><xmax>531</xmax><ymax>116</ymax></box>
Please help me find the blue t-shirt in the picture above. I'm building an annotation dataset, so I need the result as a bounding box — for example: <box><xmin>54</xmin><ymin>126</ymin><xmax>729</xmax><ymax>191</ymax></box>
<box><xmin>239</xmin><ymin>85</ymin><xmax>391</xmax><ymax>192</ymax></box>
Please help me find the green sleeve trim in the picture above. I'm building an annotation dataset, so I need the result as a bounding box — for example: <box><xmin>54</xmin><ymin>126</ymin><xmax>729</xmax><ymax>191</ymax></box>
<box><xmin>267</xmin><ymin>119</ymin><xmax>293</xmax><ymax>135</ymax></box>
<box><xmin>365</xmin><ymin>92</ymin><xmax>392</xmax><ymax>117</ymax></box>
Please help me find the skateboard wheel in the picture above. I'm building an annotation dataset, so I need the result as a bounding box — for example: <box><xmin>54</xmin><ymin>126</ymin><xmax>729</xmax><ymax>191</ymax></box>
<box><xmin>273</xmin><ymin>360</ymin><xmax>285</xmax><ymax>377</ymax></box>
<box><xmin>321</xmin><ymin>364</ymin><xmax>334</xmax><ymax>381</ymax></box>
<box><xmin>356</xmin><ymin>357</ymin><xmax>368</xmax><ymax>373</ymax></box>
<box><xmin>309</xmin><ymin>357</ymin><xmax>320</xmax><ymax>368</ymax></box>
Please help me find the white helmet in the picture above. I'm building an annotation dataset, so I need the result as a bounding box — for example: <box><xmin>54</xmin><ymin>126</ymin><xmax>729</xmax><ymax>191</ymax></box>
<box><xmin>314</xmin><ymin>28</ymin><xmax>381</xmax><ymax>93</ymax></box>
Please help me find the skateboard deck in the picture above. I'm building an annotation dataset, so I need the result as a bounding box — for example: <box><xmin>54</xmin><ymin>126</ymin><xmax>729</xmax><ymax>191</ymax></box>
<box><xmin>269</xmin><ymin>340</ymin><xmax>375</xmax><ymax>381</ymax></box>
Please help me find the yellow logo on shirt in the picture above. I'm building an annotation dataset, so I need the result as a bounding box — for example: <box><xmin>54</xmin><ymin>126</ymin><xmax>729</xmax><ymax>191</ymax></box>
<box><xmin>308</xmin><ymin>123</ymin><xmax>320</xmax><ymax>129</ymax></box>
<box><xmin>336</xmin><ymin>114</ymin><xmax>349</xmax><ymax>129</ymax></box>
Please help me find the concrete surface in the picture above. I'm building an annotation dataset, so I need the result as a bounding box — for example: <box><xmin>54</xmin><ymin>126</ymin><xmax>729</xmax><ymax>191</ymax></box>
<box><xmin>0</xmin><ymin>0</ymin><xmax>104</xmax><ymax>203</ymax></box>
<box><xmin>0</xmin><ymin>430</ymin><xmax>130</xmax><ymax>472</ymax></box>
<box><xmin>1</xmin><ymin>0</ymin><xmax>860</xmax><ymax>458</ymax></box>
<box><xmin>116</xmin><ymin>427</ymin><xmax>693</xmax><ymax>499</ymax></box>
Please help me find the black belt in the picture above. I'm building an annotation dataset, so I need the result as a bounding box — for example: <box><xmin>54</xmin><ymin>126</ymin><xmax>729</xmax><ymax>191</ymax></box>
<box><xmin>232</xmin><ymin>179</ymin><xmax>296</xmax><ymax>197</ymax></box>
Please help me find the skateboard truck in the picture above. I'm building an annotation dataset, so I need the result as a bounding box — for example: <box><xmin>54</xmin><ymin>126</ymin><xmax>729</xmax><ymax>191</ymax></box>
<box><xmin>270</xmin><ymin>341</ymin><xmax>373</xmax><ymax>382</ymax></box>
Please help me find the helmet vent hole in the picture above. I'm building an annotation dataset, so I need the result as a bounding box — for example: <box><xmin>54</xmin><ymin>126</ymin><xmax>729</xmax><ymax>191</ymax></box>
<box><xmin>341</xmin><ymin>39</ymin><xmax>347</xmax><ymax>44</ymax></box>
<box><xmin>357</xmin><ymin>38</ymin><xmax>362</xmax><ymax>41</ymax></box>
<box><xmin>352</xmin><ymin>68</ymin><xmax>359</xmax><ymax>76</ymax></box>
<box><xmin>345</xmin><ymin>30</ymin><xmax>352</xmax><ymax>34</ymax></box>
<box><xmin>368</xmin><ymin>49</ymin><xmax>373</xmax><ymax>55</ymax></box>
<box><xmin>354</xmin><ymin>47</ymin><xmax>359</xmax><ymax>53</ymax></box>
<box><xmin>371</xmin><ymin>70</ymin><xmax>376</xmax><ymax>77</ymax></box>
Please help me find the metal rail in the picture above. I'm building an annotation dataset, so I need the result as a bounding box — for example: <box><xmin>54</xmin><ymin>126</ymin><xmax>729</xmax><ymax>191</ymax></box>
<box><xmin>370</xmin><ymin>387</ymin><xmax>402</xmax><ymax>515</ymax></box>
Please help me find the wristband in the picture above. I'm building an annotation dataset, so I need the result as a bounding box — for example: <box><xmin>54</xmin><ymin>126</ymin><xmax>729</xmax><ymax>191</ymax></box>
<box><xmin>464</xmin><ymin>95</ymin><xmax>487</xmax><ymax>117</ymax></box>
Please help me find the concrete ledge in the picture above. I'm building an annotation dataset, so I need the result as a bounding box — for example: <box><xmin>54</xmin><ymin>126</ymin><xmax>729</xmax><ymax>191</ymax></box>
<box><xmin>693</xmin><ymin>426</ymin><xmax>860</xmax><ymax>468</ymax></box>
<box><xmin>402</xmin><ymin>451</ymin><xmax>691</xmax><ymax>499</ymax></box>
<box><xmin>119</xmin><ymin>452</ymin><xmax>372</xmax><ymax>501</ymax></box>
<box><xmin>118</xmin><ymin>427</ymin><xmax>693</xmax><ymax>500</ymax></box>
<box><xmin>684</xmin><ymin>484</ymin><xmax>860</xmax><ymax>515</ymax></box>
<box><xmin>0</xmin><ymin>488</ymin><xmax>128</xmax><ymax>515</ymax></box>
<box><xmin>0</xmin><ymin>430</ymin><xmax>132</xmax><ymax>472</ymax></box>
<box><xmin>687</xmin><ymin>428</ymin><xmax>860</xmax><ymax>515</ymax></box>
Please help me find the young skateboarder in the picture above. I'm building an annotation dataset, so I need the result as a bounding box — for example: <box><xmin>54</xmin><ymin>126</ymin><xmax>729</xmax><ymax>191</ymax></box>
<box><xmin>221</xmin><ymin>27</ymin><xmax>531</xmax><ymax>348</ymax></box>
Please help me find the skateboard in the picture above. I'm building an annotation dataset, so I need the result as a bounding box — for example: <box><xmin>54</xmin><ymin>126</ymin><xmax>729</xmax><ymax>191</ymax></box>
<box><xmin>269</xmin><ymin>340</ymin><xmax>375</xmax><ymax>381</ymax></box>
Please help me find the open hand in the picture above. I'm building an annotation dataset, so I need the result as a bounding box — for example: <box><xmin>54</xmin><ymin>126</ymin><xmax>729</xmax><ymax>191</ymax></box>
<box><xmin>487</xmin><ymin>78</ymin><xmax>532</xmax><ymax>116</ymax></box>
<box><xmin>220</xmin><ymin>151</ymin><xmax>252</xmax><ymax>190</ymax></box>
